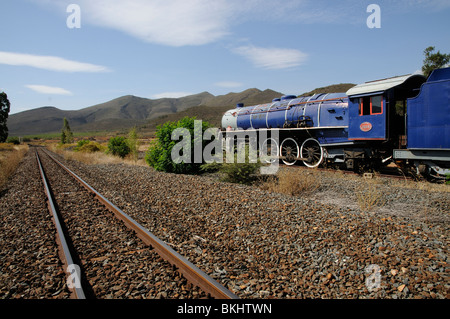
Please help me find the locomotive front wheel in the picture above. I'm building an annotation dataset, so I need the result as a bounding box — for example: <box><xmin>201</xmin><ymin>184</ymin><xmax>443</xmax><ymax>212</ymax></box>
<box><xmin>280</xmin><ymin>138</ymin><xmax>299</xmax><ymax>166</ymax></box>
<box><xmin>300</xmin><ymin>138</ymin><xmax>324</xmax><ymax>168</ymax></box>
<box><xmin>260</xmin><ymin>138</ymin><xmax>279</xmax><ymax>164</ymax></box>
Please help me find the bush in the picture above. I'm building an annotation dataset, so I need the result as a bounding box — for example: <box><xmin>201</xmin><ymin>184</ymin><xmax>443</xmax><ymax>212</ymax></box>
<box><xmin>145</xmin><ymin>117</ymin><xmax>212</xmax><ymax>174</ymax></box>
<box><xmin>73</xmin><ymin>139</ymin><xmax>90</xmax><ymax>151</ymax></box>
<box><xmin>6</xmin><ymin>137</ymin><xmax>20</xmax><ymax>145</ymax></box>
<box><xmin>218</xmin><ymin>161</ymin><xmax>261</xmax><ymax>185</ymax></box>
<box><xmin>127</xmin><ymin>126</ymin><xmax>139</xmax><ymax>163</ymax></box>
<box><xmin>108</xmin><ymin>136</ymin><xmax>130</xmax><ymax>158</ymax></box>
<box><xmin>201</xmin><ymin>145</ymin><xmax>262</xmax><ymax>185</ymax></box>
<box><xmin>77</xmin><ymin>142</ymin><xmax>102</xmax><ymax>153</ymax></box>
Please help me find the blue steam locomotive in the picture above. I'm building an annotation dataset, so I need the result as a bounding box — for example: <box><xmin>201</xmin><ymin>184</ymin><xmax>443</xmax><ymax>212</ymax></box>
<box><xmin>221</xmin><ymin>67</ymin><xmax>450</xmax><ymax>178</ymax></box>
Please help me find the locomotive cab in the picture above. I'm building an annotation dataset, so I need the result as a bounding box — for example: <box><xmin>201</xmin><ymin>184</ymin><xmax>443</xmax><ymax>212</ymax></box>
<box><xmin>345</xmin><ymin>74</ymin><xmax>426</xmax><ymax>170</ymax></box>
<box><xmin>346</xmin><ymin>74</ymin><xmax>426</xmax><ymax>145</ymax></box>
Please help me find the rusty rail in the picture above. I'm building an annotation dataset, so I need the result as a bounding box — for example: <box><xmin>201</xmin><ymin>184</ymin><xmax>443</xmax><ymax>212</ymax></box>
<box><xmin>35</xmin><ymin>150</ymin><xmax>86</xmax><ymax>299</ymax></box>
<box><xmin>41</xmin><ymin>149</ymin><xmax>238</xmax><ymax>299</ymax></box>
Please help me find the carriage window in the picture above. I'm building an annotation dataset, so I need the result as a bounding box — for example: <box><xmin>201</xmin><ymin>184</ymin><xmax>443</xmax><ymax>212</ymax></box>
<box><xmin>359</xmin><ymin>95</ymin><xmax>383</xmax><ymax>115</ymax></box>
<box><xmin>371</xmin><ymin>95</ymin><xmax>383</xmax><ymax>114</ymax></box>
<box><xmin>359</xmin><ymin>96</ymin><xmax>371</xmax><ymax>115</ymax></box>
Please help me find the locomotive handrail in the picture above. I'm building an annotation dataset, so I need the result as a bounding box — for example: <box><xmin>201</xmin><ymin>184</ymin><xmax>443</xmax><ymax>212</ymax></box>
<box><xmin>231</xmin><ymin>96</ymin><xmax>347</xmax><ymax>117</ymax></box>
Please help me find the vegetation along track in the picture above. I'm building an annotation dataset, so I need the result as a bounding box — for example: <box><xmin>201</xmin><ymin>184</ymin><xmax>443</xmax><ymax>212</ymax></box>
<box><xmin>31</xmin><ymin>147</ymin><xmax>237</xmax><ymax>299</ymax></box>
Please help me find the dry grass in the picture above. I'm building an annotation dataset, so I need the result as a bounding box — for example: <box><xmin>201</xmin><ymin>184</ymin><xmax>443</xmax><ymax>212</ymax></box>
<box><xmin>0</xmin><ymin>143</ymin><xmax>29</xmax><ymax>188</ymax></box>
<box><xmin>355</xmin><ymin>179</ymin><xmax>386</xmax><ymax>212</ymax></box>
<box><xmin>389</xmin><ymin>178</ymin><xmax>450</xmax><ymax>193</ymax></box>
<box><xmin>47</xmin><ymin>143</ymin><xmax>147</xmax><ymax>166</ymax></box>
<box><xmin>259</xmin><ymin>168</ymin><xmax>320</xmax><ymax>196</ymax></box>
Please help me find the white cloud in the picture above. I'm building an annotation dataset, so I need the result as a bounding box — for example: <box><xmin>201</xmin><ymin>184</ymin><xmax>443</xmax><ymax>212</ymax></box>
<box><xmin>75</xmin><ymin>0</ymin><xmax>235</xmax><ymax>47</ymax></box>
<box><xmin>36</xmin><ymin>0</ymin><xmax>450</xmax><ymax>49</ymax></box>
<box><xmin>151</xmin><ymin>92</ymin><xmax>193</xmax><ymax>99</ymax></box>
<box><xmin>233</xmin><ymin>45</ymin><xmax>308</xmax><ymax>70</ymax></box>
<box><xmin>25</xmin><ymin>85</ymin><xmax>73</xmax><ymax>95</ymax></box>
<box><xmin>214</xmin><ymin>81</ymin><xmax>244</xmax><ymax>88</ymax></box>
<box><xmin>37</xmin><ymin>0</ymin><xmax>315</xmax><ymax>47</ymax></box>
<box><xmin>0</xmin><ymin>51</ymin><xmax>110</xmax><ymax>73</ymax></box>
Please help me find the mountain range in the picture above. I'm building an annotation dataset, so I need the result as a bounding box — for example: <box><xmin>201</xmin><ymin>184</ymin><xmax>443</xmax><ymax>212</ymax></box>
<box><xmin>7</xmin><ymin>89</ymin><xmax>282</xmax><ymax>136</ymax></box>
<box><xmin>8</xmin><ymin>83</ymin><xmax>355</xmax><ymax>136</ymax></box>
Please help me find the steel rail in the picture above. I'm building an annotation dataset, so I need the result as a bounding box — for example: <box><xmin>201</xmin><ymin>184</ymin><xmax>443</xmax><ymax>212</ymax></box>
<box><xmin>42</xmin><ymin>149</ymin><xmax>238</xmax><ymax>299</ymax></box>
<box><xmin>35</xmin><ymin>150</ymin><xmax>86</xmax><ymax>299</ymax></box>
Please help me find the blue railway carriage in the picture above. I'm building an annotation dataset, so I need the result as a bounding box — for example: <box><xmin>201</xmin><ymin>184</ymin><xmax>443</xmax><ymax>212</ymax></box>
<box><xmin>392</xmin><ymin>67</ymin><xmax>450</xmax><ymax>177</ymax></box>
<box><xmin>221</xmin><ymin>67</ymin><xmax>450</xmax><ymax>177</ymax></box>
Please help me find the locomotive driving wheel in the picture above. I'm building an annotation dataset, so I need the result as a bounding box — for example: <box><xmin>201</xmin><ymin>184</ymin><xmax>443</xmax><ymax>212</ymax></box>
<box><xmin>260</xmin><ymin>138</ymin><xmax>279</xmax><ymax>164</ymax></box>
<box><xmin>300</xmin><ymin>138</ymin><xmax>324</xmax><ymax>168</ymax></box>
<box><xmin>280</xmin><ymin>138</ymin><xmax>299</xmax><ymax>165</ymax></box>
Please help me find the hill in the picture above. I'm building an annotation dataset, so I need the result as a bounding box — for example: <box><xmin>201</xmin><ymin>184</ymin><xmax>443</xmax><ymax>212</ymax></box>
<box><xmin>8</xmin><ymin>92</ymin><xmax>214</xmax><ymax>136</ymax></box>
<box><xmin>299</xmin><ymin>83</ymin><xmax>356</xmax><ymax>96</ymax></box>
<box><xmin>7</xmin><ymin>89</ymin><xmax>282</xmax><ymax>136</ymax></box>
<box><xmin>142</xmin><ymin>88</ymin><xmax>283</xmax><ymax>130</ymax></box>
<box><xmin>8</xmin><ymin>83</ymin><xmax>354</xmax><ymax>136</ymax></box>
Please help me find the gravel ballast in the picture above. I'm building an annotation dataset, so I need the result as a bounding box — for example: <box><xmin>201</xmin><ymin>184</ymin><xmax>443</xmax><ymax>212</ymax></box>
<box><xmin>1</xmin><ymin>148</ymin><xmax>449</xmax><ymax>299</ymax></box>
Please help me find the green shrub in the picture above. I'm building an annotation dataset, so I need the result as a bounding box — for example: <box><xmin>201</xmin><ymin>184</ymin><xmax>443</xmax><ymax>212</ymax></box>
<box><xmin>219</xmin><ymin>161</ymin><xmax>261</xmax><ymax>185</ymax></box>
<box><xmin>445</xmin><ymin>173</ymin><xmax>450</xmax><ymax>185</ymax></box>
<box><xmin>201</xmin><ymin>145</ymin><xmax>261</xmax><ymax>185</ymax></box>
<box><xmin>73</xmin><ymin>139</ymin><xmax>90</xmax><ymax>151</ymax></box>
<box><xmin>108</xmin><ymin>136</ymin><xmax>130</xmax><ymax>158</ymax></box>
<box><xmin>127</xmin><ymin>126</ymin><xmax>139</xmax><ymax>163</ymax></box>
<box><xmin>77</xmin><ymin>142</ymin><xmax>102</xmax><ymax>153</ymax></box>
<box><xmin>6</xmin><ymin>137</ymin><xmax>20</xmax><ymax>145</ymax></box>
<box><xmin>145</xmin><ymin>117</ymin><xmax>213</xmax><ymax>174</ymax></box>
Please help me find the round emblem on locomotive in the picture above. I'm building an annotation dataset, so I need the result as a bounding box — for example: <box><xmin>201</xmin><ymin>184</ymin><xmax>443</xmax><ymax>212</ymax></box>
<box><xmin>360</xmin><ymin>122</ymin><xmax>372</xmax><ymax>132</ymax></box>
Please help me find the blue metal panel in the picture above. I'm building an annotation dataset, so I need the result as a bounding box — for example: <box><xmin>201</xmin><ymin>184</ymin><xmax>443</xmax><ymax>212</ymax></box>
<box><xmin>283</xmin><ymin>96</ymin><xmax>307</xmax><ymax>127</ymax></box>
<box><xmin>250</xmin><ymin>103</ymin><xmax>271</xmax><ymax>129</ymax></box>
<box><xmin>265</xmin><ymin>96</ymin><xmax>297</xmax><ymax>128</ymax></box>
<box><xmin>348</xmin><ymin>95</ymin><xmax>386</xmax><ymax>140</ymax></box>
<box><xmin>407</xmin><ymin>68</ymin><xmax>450</xmax><ymax>149</ymax></box>
<box><xmin>319</xmin><ymin>97</ymin><xmax>348</xmax><ymax>127</ymax></box>
<box><xmin>266</xmin><ymin>101</ymin><xmax>286</xmax><ymax>128</ymax></box>
<box><xmin>285</xmin><ymin>104</ymin><xmax>305</xmax><ymax>127</ymax></box>
<box><xmin>304</xmin><ymin>99</ymin><xmax>319</xmax><ymax>127</ymax></box>
<box><xmin>427</xmin><ymin>67</ymin><xmax>450</xmax><ymax>82</ymax></box>
<box><xmin>317</xmin><ymin>128</ymin><xmax>349</xmax><ymax>145</ymax></box>
<box><xmin>236</xmin><ymin>105</ymin><xmax>256</xmax><ymax>130</ymax></box>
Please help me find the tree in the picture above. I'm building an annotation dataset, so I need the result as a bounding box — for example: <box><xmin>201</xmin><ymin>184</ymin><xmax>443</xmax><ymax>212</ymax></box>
<box><xmin>422</xmin><ymin>46</ymin><xmax>450</xmax><ymax>78</ymax></box>
<box><xmin>145</xmin><ymin>117</ymin><xmax>212</xmax><ymax>174</ymax></box>
<box><xmin>127</xmin><ymin>126</ymin><xmax>140</xmax><ymax>163</ymax></box>
<box><xmin>60</xmin><ymin>118</ymin><xmax>73</xmax><ymax>144</ymax></box>
<box><xmin>0</xmin><ymin>92</ymin><xmax>11</xmax><ymax>143</ymax></box>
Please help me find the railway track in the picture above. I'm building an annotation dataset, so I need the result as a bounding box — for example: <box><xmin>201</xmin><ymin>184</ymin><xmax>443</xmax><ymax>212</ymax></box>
<box><xmin>34</xmin><ymin>148</ymin><xmax>237</xmax><ymax>299</ymax></box>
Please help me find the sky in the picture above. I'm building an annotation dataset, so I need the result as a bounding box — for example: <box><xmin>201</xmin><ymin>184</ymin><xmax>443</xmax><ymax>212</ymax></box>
<box><xmin>1</xmin><ymin>0</ymin><xmax>450</xmax><ymax>114</ymax></box>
